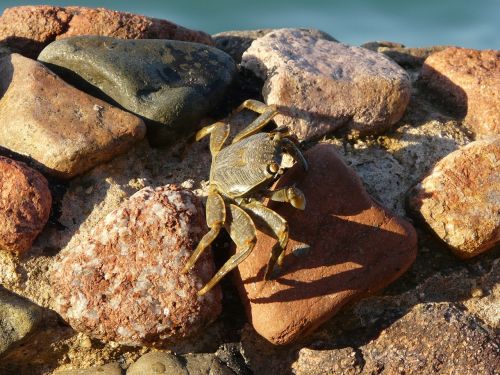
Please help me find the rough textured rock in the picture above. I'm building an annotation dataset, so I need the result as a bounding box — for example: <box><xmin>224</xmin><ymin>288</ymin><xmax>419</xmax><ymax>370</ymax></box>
<box><xmin>0</xmin><ymin>53</ymin><xmax>146</xmax><ymax>179</ymax></box>
<box><xmin>361</xmin><ymin>41</ymin><xmax>449</xmax><ymax>68</ymax></box>
<box><xmin>361</xmin><ymin>303</ymin><xmax>500</xmax><ymax>375</ymax></box>
<box><xmin>241</xmin><ymin>29</ymin><xmax>411</xmax><ymax>140</ymax></box>
<box><xmin>0</xmin><ymin>156</ymin><xmax>52</xmax><ymax>254</ymax></box>
<box><xmin>409</xmin><ymin>137</ymin><xmax>500</xmax><ymax>258</ymax></box>
<box><xmin>0</xmin><ymin>5</ymin><xmax>213</xmax><ymax>58</ymax></box>
<box><xmin>420</xmin><ymin>47</ymin><xmax>500</xmax><ymax>137</ymax></box>
<box><xmin>0</xmin><ymin>288</ymin><xmax>43</xmax><ymax>356</ymax></box>
<box><xmin>54</xmin><ymin>363</ymin><xmax>122</xmax><ymax>375</ymax></box>
<box><xmin>38</xmin><ymin>36</ymin><xmax>236</xmax><ymax>147</ymax></box>
<box><xmin>235</xmin><ymin>144</ymin><xmax>417</xmax><ymax>345</ymax></box>
<box><xmin>51</xmin><ymin>185</ymin><xmax>221</xmax><ymax>346</ymax></box>
<box><xmin>127</xmin><ymin>351</ymin><xmax>234</xmax><ymax>375</ymax></box>
<box><xmin>213</xmin><ymin>28</ymin><xmax>337</xmax><ymax>63</ymax></box>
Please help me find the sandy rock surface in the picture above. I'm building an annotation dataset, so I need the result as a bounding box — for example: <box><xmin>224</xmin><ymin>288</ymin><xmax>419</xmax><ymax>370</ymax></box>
<box><xmin>51</xmin><ymin>185</ymin><xmax>221</xmax><ymax>346</ymax></box>
<box><xmin>421</xmin><ymin>47</ymin><xmax>500</xmax><ymax>137</ymax></box>
<box><xmin>0</xmin><ymin>156</ymin><xmax>52</xmax><ymax>254</ymax></box>
<box><xmin>242</xmin><ymin>29</ymin><xmax>411</xmax><ymax>140</ymax></box>
<box><xmin>0</xmin><ymin>5</ymin><xmax>213</xmax><ymax>58</ymax></box>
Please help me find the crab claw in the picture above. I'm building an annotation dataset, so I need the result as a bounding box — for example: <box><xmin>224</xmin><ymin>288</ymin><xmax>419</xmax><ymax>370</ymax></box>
<box><xmin>287</xmin><ymin>187</ymin><xmax>306</xmax><ymax>210</ymax></box>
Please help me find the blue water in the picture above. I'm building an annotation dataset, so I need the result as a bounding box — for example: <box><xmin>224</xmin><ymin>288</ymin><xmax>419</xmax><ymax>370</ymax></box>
<box><xmin>1</xmin><ymin>0</ymin><xmax>498</xmax><ymax>49</ymax></box>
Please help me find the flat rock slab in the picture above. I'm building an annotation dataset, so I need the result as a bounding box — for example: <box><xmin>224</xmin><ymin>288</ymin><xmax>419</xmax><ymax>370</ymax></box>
<box><xmin>421</xmin><ymin>47</ymin><xmax>500</xmax><ymax>137</ymax></box>
<box><xmin>241</xmin><ymin>29</ymin><xmax>411</xmax><ymax>141</ymax></box>
<box><xmin>0</xmin><ymin>5</ymin><xmax>213</xmax><ymax>58</ymax></box>
<box><xmin>235</xmin><ymin>144</ymin><xmax>417</xmax><ymax>345</ymax></box>
<box><xmin>0</xmin><ymin>156</ymin><xmax>51</xmax><ymax>254</ymax></box>
<box><xmin>51</xmin><ymin>185</ymin><xmax>221</xmax><ymax>347</ymax></box>
<box><xmin>38</xmin><ymin>36</ymin><xmax>236</xmax><ymax>147</ymax></box>
<box><xmin>409</xmin><ymin>137</ymin><xmax>500</xmax><ymax>258</ymax></box>
<box><xmin>0</xmin><ymin>53</ymin><xmax>146</xmax><ymax>179</ymax></box>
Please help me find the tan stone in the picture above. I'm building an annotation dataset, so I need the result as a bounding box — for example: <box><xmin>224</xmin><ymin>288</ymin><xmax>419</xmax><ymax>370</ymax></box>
<box><xmin>0</xmin><ymin>6</ymin><xmax>213</xmax><ymax>58</ymax></box>
<box><xmin>421</xmin><ymin>47</ymin><xmax>500</xmax><ymax>137</ymax></box>
<box><xmin>409</xmin><ymin>137</ymin><xmax>500</xmax><ymax>258</ymax></box>
<box><xmin>0</xmin><ymin>53</ymin><xmax>146</xmax><ymax>179</ymax></box>
<box><xmin>0</xmin><ymin>156</ymin><xmax>51</xmax><ymax>254</ymax></box>
<box><xmin>242</xmin><ymin>29</ymin><xmax>411</xmax><ymax>140</ymax></box>
<box><xmin>234</xmin><ymin>144</ymin><xmax>417</xmax><ymax>345</ymax></box>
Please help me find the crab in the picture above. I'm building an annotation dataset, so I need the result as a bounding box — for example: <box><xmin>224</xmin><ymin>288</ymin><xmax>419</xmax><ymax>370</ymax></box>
<box><xmin>182</xmin><ymin>99</ymin><xmax>308</xmax><ymax>296</ymax></box>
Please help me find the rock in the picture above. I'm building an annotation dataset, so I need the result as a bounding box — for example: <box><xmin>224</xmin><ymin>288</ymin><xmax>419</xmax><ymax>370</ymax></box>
<box><xmin>213</xmin><ymin>28</ymin><xmax>337</xmax><ymax>63</ymax></box>
<box><xmin>51</xmin><ymin>185</ymin><xmax>221</xmax><ymax>346</ymax></box>
<box><xmin>127</xmin><ymin>352</ymin><xmax>234</xmax><ymax>375</ymax></box>
<box><xmin>420</xmin><ymin>47</ymin><xmax>500</xmax><ymax>137</ymax></box>
<box><xmin>291</xmin><ymin>347</ymin><xmax>363</xmax><ymax>375</ymax></box>
<box><xmin>0</xmin><ymin>288</ymin><xmax>43</xmax><ymax>356</ymax></box>
<box><xmin>241</xmin><ymin>29</ymin><xmax>411</xmax><ymax>141</ymax></box>
<box><xmin>0</xmin><ymin>156</ymin><xmax>51</xmax><ymax>254</ymax></box>
<box><xmin>361</xmin><ymin>303</ymin><xmax>500</xmax><ymax>375</ymax></box>
<box><xmin>0</xmin><ymin>53</ymin><xmax>146</xmax><ymax>179</ymax></box>
<box><xmin>361</xmin><ymin>41</ymin><xmax>449</xmax><ymax>68</ymax></box>
<box><xmin>38</xmin><ymin>36</ymin><xmax>236</xmax><ymax>147</ymax></box>
<box><xmin>127</xmin><ymin>352</ymin><xmax>187</xmax><ymax>375</ymax></box>
<box><xmin>0</xmin><ymin>5</ymin><xmax>213</xmax><ymax>59</ymax></box>
<box><xmin>234</xmin><ymin>144</ymin><xmax>417</xmax><ymax>345</ymax></box>
<box><xmin>409</xmin><ymin>137</ymin><xmax>500</xmax><ymax>258</ymax></box>
<box><xmin>54</xmin><ymin>363</ymin><xmax>122</xmax><ymax>375</ymax></box>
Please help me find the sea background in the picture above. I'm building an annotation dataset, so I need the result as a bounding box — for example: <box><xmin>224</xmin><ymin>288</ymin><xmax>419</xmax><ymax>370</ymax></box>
<box><xmin>0</xmin><ymin>0</ymin><xmax>499</xmax><ymax>49</ymax></box>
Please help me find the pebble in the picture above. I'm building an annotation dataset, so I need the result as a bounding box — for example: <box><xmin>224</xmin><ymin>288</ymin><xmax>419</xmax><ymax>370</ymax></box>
<box><xmin>420</xmin><ymin>47</ymin><xmax>500</xmax><ymax>137</ymax></box>
<box><xmin>241</xmin><ymin>29</ymin><xmax>411</xmax><ymax>141</ymax></box>
<box><xmin>0</xmin><ymin>53</ymin><xmax>146</xmax><ymax>179</ymax></box>
<box><xmin>409</xmin><ymin>137</ymin><xmax>500</xmax><ymax>258</ymax></box>
<box><xmin>0</xmin><ymin>156</ymin><xmax>51</xmax><ymax>254</ymax></box>
<box><xmin>51</xmin><ymin>185</ymin><xmax>221</xmax><ymax>346</ymax></box>
<box><xmin>234</xmin><ymin>144</ymin><xmax>417</xmax><ymax>345</ymax></box>
<box><xmin>0</xmin><ymin>5</ymin><xmax>213</xmax><ymax>58</ymax></box>
<box><xmin>0</xmin><ymin>288</ymin><xmax>43</xmax><ymax>356</ymax></box>
<box><xmin>38</xmin><ymin>36</ymin><xmax>236</xmax><ymax>147</ymax></box>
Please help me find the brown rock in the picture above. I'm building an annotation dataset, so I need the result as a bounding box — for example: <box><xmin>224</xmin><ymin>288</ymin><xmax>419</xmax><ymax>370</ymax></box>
<box><xmin>361</xmin><ymin>303</ymin><xmax>500</xmax><ymax>375</ymax></box>
<box><xmin>241</xmin><ymin>29</ymin><xmax>411</xmax><ymax>140</ymax></box>
<box><xmin>0</xmin><ymin>6</ymin><xmax>213</xmax><ymax>58</ymax></box>
<box><xmin>0</xmin><ymin>53</ymin><xmax>146</xmax><ymax>179</ymax></box>
<box><xmin>420</xmin><ymin>47</ymin><xmax>500</xmax><ymax>137</ymax></box>
<box><xmin>234</xmin><ymin>144</ymin><xmax>417</xmax><ymax>345</ymax></box>
<box><xmin>51</xmin><ymin>185</ymin><xmax>221</xmax><ymax>346</ymax></box>
<box><xmin>0</xmin><ymin>156</ymin><xmax>51</xmax><ymax>254</ymax></box>
<box><xmin>409</xmin><ymin>137</ymin><xmax>500</xmax><ymax>258</ymax></box>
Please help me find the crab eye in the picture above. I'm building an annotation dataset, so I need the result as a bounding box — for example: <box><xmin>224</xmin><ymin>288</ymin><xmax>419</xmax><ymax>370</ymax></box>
<box><xmin>267</xmin><ymin>162</ymin><xmax>280</xmax><ymax>174</ymax></box>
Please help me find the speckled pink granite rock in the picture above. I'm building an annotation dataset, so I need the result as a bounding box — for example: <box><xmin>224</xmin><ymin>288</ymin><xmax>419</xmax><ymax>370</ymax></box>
<box><xmin>241</xmin><ymin>29</ymin><xmax>411</xmax><ymax>140</ymax></box>
<box><xmin>0</xmin><ymin>5</ymin><xmax>213</xmax><ymax>58</ymax></box>
<box><xmin>409</xmin><ymin>137</ymin><xmax>500</xmax><ymax>258</ymax></box>
<box><xmin>0</xmin><ymin>156</ymin><xmax>51</xmax><ymax>254</ymax></box>
<box><xmin>51</xmin><ymin>185</ymin><xmax>221</xmax><ymax>346</ymax></box>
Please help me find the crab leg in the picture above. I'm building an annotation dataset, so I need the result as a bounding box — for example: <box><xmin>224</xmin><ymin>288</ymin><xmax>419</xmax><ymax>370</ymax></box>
<box><xmin>242</xmin><ymin>201</ymin><xmax>289</xmax><ymax>280</ymax></box>
<box><xmin>183</xmin><ymin>190</ymin><xmax>225</xmax><ymax>274</ymax></box>
<box><xmin>198</xmin><ymin>204</ymin><xmax>256</xmax><ymax>296</ymax></box>
<box><xmin>195</xmin><ymin>121</ymin><xmax>230</xmax><ymax>156</ymax></box>
<box><xmin>232</xmin><ymin>100</ymin><xmax>279</xmax><ymax>144</ymax></box>
<box><xmin>263</xmin><ymin>186</ymin><xmax>306</xmax><ymax>210</ymax></box>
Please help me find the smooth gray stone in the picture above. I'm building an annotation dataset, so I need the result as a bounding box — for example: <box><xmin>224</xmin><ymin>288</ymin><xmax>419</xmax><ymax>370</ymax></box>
<box><xmin>38</xmin><ymin>36</ymin><xmax>236</xmax><ymax>147</ymax></box>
